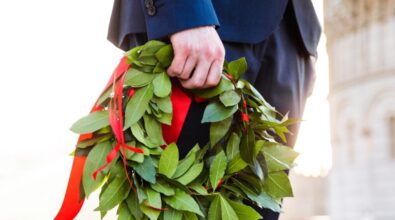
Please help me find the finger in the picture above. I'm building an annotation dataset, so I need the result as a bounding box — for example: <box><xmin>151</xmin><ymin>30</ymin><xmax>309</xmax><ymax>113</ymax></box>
<box><xmin>180</xmin><ymin>58</ymin><xmax>212</xmax><ymax>89</ymax></box>
<box><xmin>178</xmin><ymin>55</ymin><xmax>197</xmax><ymax>80</ymax></box>
<box><xmin>167</xmin><ymin>46</ymin><xmax>188</xmax><ymax>77</ymax></box>
<box><xmin>203</xmin><ymin>59</ymin><xmax>223</xmax><ymax>88</ymax></box>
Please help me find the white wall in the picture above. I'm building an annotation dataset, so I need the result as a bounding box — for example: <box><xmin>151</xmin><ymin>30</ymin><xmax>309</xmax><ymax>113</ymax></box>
<box><xmin>0</xmin><ymin>1</ymin><xmax>123</xmax><ymax>219</ymax></box>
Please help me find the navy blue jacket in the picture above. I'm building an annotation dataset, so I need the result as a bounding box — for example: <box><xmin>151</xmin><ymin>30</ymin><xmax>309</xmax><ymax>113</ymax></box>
<box><xmin>107</xmin><ymin>0</ymin><xmax>321</xmax><ymax>56</ymax></box>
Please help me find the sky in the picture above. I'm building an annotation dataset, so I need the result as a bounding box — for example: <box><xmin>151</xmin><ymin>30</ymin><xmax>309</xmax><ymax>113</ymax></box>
<box><xmin>0</xmin><ymin>0</ymin><xmax>330</xmax><ymax>219</ymax></box>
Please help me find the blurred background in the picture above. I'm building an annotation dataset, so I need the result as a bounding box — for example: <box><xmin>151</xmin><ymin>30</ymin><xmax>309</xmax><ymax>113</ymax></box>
<box><xmin>0</xmin><ymin>0</ymin><xmax>394</xmax><ymax>219</ymax></box>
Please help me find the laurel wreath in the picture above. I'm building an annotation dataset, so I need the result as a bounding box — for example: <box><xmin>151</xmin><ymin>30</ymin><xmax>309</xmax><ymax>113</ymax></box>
<box><xmin>70</xmin><ymin>40</ymin><xmax>299</xmax><ymax>220</ymax></box>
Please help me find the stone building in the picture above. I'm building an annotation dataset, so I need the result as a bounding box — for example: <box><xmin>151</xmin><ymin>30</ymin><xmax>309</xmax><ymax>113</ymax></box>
<box><xmin>325</xmin><ymin>0</ymin><xmax>395</xmax><ymax>219</ymax></box>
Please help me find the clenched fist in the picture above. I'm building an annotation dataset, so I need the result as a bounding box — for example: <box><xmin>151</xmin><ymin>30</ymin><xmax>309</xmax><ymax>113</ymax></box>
<box><xmin>167</xmin><ymin>26</ymin><xmax>225</xmax><ymax>89</ymax></box>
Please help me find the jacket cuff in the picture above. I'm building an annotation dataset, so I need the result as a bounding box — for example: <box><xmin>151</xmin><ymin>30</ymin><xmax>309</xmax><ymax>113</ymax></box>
<box><xmin>141</xmin><ymin>0</ymin><xmax>220</xmax><ymax>40</ymax></box>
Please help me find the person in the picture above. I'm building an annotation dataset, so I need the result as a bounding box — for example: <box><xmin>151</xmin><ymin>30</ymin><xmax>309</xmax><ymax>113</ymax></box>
<box><xmin>107</xmin><ymin>0</ymin><xmax>321</xmax><ymax>219</ymax></box>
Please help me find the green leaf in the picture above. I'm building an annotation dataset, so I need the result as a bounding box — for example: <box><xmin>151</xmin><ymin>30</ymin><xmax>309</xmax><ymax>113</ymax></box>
<box><xmin>76</xmin><ymin>133</ymin><xmax>112</xmax><ymax>149</ymax></box>
<box><xmin>192</xmin><ymin>76</ymin><xmax>234</xmax><ymax>99</ymax></box>
<box><xmin>152</xmin><ymin>72</ymin><xmax>172</xmax><ymax>98</ymax></box>
<box><xmin>139</xmin><ymin>56</ymin><xmax>158</xmax><ymax>66</ymax></box>
<box><xmin>209</xmin><ymin>151</ymin><xmax>227</xmax><ymax>191</ymax></box>
<box><xmin>202</xmin><ymin>101</ymin><xmax>238</xmax><ymax>123</ymax></box>
<box><xmin>95</xmin><ymin>172</ymin><xmax>130</xmax><ymax>211</ymax></box>
<box><xmin>226</xmin><ymin>132</ymin><xmax>240</xmax><ymax>160</ymax></box>
<box><xmin>126</xmin><ymin>192</ymin><xmax>144</xmax><ymax>220</ymax></box>
<box><xmin>237</xmin><ymin>173</ymin><xmax>263</xmax><ymax>194</ymax></box>
<box><xmin>188</xmin><ymin>182</ymin><xmax>208</xmax><ymax>195</ymax></box>
<box><xmin>227</xmin><ymin>199</ymin><xmax>262</xmax><ymax>220</ymax></box>
<box><xmin>82</xmin><ymin>141</ymin><xmax>113</xmax><ymax>197</ymax></box>
<box><xmin>163</xmin><ymin>189</ymin><xmax>204</xmax><ymax>216</ymax></box>
<box><xmin>124</xmin><ymin>68</ymin><xmax>157</xmax><ymax>87</ymax></box>
<box><xmin>252</xmin><ymin>192</ymin><xmax>283</xmax><ymax>213</ymax></box>
<box><xmin>226</xmin><ymin>153</ymin><xmax>247</xmax><ymax>174</ymax></box>
<box><xmin>145</xmin><ymin>188</ymin><xmax>162</xmax><ymax>209</ymax></box>
<box><xmin>232</xmin><ymin>177</ymin><xmax>281</xmax><ymax>212</ymax></box>
<box><xmin>239</xmin><ymin>126</ymin><xmax>255</xmax><ymax>166</ymax></box>
<box><xmin>158</xmin><ymin>143</ymin><xmax>179</xmax><ymax>178</ymax></box>
<box><xmin>155</xmin><ymin>44</ymin><xmax>174</xmax><ymax>67</ymax></box>
<box><xmin>144</xmin><ymin>114</ymin><xmax>166</xmax><ymax>145</ymax></box>
<box><xmin>173</xmin><ymin>150</ymin><xmax>196</xmax><ymax>178</ymax></box>
<box><xmin>263</xmin><ymin>171</ymin><xmax>293</xmax><ymax>199</ymax></box>
<box><xmin>151</xmin><ymin>179</ymin><xmax>175</xmax><ymax>196</ymax></box>
<box><xmin>163</xmin><ymin>207</ymin><xmax>183</xmax><ymax>220</ymax></box>
<box><xmin>70</xmin><ymin>111</ymin><xmax>109</xmax><ymax>134</ymax></box>
<box><xmin>262</xmin><ymin>143</ymin><xmax>299</xmax><ymax>172</ymax></box>
<box><xmin>219</xmin><ymin>90</ymin><xmax>241</xmax><ymax>107</ymax></box>
<box><xmin>153</xmin><ymin>96</ymin><xmax>172</xmax><ymax>113</ymax></box>
<box><xmin>117</xmin><ymin>202</ymin><xmax>135</xmax><ymax>220</ymax></box>
<box><xmin>140</xmin><ymin>203</ymin><xmax>161</xmax><ymax>220</ymax></box>
<box><xmin>176</xmin><ymin>162</ymin><xmax>204</xmax><ymax>185</ymax></box>
<box><xmin>208</xmin><ymin>195</ymin><xmax>221</xmax><ymax>220</ymax></box>
<box><xmin>156</xmin><ymin>112</ymin><xmax>172</xmax><ymax>125</ymax></box>
<box><xmin>124</xmin><ymin>84</ymin><xmax>154</xmax><ymax>129</ymax></box>
<box><xmin>97</xmin><ymin>86</ymin><xmax>112</xmax><ymax>106</ymax></box>
<box><xmin>130</xmin><ymin>121</ymin><xmax>157</xmax><ymax>148</ymax></box>
<box><xmin>210</xmin><ymin>115</ymin><xmax>233</xmax><ymax>146</ymax></box>
<box><xmin>183</xmin><ymin>212</ymin><xmax>198</xmax><ymax>220</ymax></box>
<box><xmin>133</xmin><ymin>156</ymin><xmax>156</xmax><ymax>184</ymax></box>
<box><xmin>228</xmin><ymin>57</ymin><xmax>247</xmax><ymax>80</ymax></box>
<box><xmin>219</xmin><ymin>195</ymin><xmax>238</xmax><ymax>220</ymax></box>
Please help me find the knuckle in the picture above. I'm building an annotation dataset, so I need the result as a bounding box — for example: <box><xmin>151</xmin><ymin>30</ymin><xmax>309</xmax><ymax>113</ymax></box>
<box><xmin>203</xmin><ymin>48</ymin><xmax>215</xmax><ymax>59</ymax></box>
<box><xmin>207</xmin><ymin>77</ymin><xmax>220</xmax><ymax>87</ymax></box>
<box><xmin>215</xmin><ymin>47</ymin><xmax>225</xmax><ymax>58</ymax></box>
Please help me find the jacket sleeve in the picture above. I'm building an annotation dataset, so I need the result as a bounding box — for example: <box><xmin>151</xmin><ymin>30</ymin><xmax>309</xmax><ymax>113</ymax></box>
<box><xmin>141</xmin><ymin>0</ymin><xmax>220</xmax><ymax>40</ymax></box>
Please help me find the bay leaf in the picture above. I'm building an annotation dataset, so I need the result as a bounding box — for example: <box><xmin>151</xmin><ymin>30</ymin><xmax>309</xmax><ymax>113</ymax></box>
<box><xmin>151</xmin><ymin>179</ymin><xmax>175</xmax><ymax>196</ymax></box>
<box><xmin>162</xmin><ymin>189</ymin><xmax>204</xmax><ymax>216</ymax></box>
<box><xmin>158</xmin><ymin>143</ymin><xmax>179</xmax><ymax>178</ymax></box>
<box><xmin>124</xmin><ymin>84</ymin><xmax>154</xmax><ymax>129</ymax></box>
<box><xmin>144</xmin><ymin>114</ymin><xmax>165</xmax><ymax>145</ymax></box>
<box><xmin>219</xmin><ymin>90</ymin><xmax>241</xmax><ymax>107</ymax></box>
<box><xmin>227</xmin><ymin>198</ymin><xmax>261</xmax><ymax>220</ymax></box>
<box><xmin>95</xmin><ymin>173</ymin><xmax>130</xmax><ymax>212</ymax></box>
<box><xmin>126</xmin><ymin>191</ymin><xmax>144</xmax><ymax>220</ymax></box>
<box><xmin>263</xmin><ymin>171</ymin><xmax>293</xmax><ymax>199</ymax></box>
<box><xmin>239</xmin><ymin>126</ymin><xmax>255</xmax><ymax>166</ymax></box>
<box><xmin>209</xmin><ymin>151</ymin><xmax>227</xmax><ymax>191</ymax></box>
<box><xmin>70</xmin><ymin>111</ymin><xmax>109</xmax><ymax>134</ymax></box>
<box><xmin>172</xmin><ymin>149</ymin><xmax>196</xmax><ymax>178</ymax></box>
<box><xmin>124</xmin><ymin>68</ymin><xmax>156</xmax><ymax>87</ymax></box>
<box><xmin>163</xmin><ymin>207</ymin><xmax>182</xmax><ymax>220</ymax></box>
<box><xmin>219</xmin><ymin>195</ymin><xmax>238</xmax><ymax>220</ymax></box>
<box><xmin>117</xmin><ymin>202</ymin><xmax>135</xmax><ymax>220</ymax></box>
<box><xmin>208</xmin><ymin>195</ymin><xmax>221</xmax><ymax>220</ymax></box>
<box><xmin>201</xmin><ymin>101</ymin><xmax>238</xmax><ymax>123</ymax></box>
<box><xmin>82</xmin><ymin>141</ymin><xmax>113</xmax><ymax>197</ymax></box>
<box><xmin>228</xmin><ymin>57</ymin><xmax>247</xmax><ymax>80</ymax></box>
<box><xmin>133</xmin><ymin>156</ymin><xmax>156</xmax><ymax>184</ymax></box>
<box><xmin>226</xmin><ymin>153</ymin><xmax>247</xmax><ymax>174</ymax></box>
<box><xmin>145</xmin><ymin>188</ymin><xmax>162</xmax><ymax>209</ymax></box>
<box><xmin>210</xmin><ymin>115</ymin><xmax>233</xmax><ymax>146</ymax></box>
<box><xmin>153</xmin><ymin>96</ymin><xmax>172</xmax><ymax>113</ymax></box>
<box><xmin>176</xmin><ymin>162</ymin><xmax>203</xmax><ymax>185</ymax></box>
<box><xmin>262</xmin><ymin>143</ymin><xmax>299</xmax><ymax>172</ymax></box>
<box><xmin>152</xmin><ymin>72</ymin><xmax>171</xmax><ymax>98</ymax></box>
<box><xmin>226</xmin><ymin>132</ymin><xmax>240</xmax><ymax>160</ymax></box>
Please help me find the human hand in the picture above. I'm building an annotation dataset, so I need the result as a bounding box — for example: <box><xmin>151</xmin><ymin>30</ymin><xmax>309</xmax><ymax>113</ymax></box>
<box><xmin>167</xmin><ymin>26</ymin><xmax>225</xmax><ymax>89</ymax></box>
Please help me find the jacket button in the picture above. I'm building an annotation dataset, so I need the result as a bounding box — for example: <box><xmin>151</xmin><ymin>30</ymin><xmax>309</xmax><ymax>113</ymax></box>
<box><xmin>144</xmin><ymin>0</ymin><xmax>153</xmax><ymax>8</ymax></box>
<box><xmin>147</xmin><ymin>6</ymin><xmax>156</xmax><ymax>16</ymax></box>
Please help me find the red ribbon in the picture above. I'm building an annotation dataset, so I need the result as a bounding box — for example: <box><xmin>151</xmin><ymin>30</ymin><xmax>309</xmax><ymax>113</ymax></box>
<box><xmin>92</xmin><ymin>69</ymin><xmax>144</xmax><ymax>189</ymax></box>
<box><xmin>55</xmin><ymin>57</ymin><xmax>192</xmax><ymax>220</ymax></box>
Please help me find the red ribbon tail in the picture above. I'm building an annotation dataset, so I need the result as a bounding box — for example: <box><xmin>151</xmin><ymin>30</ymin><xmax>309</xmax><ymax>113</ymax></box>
<box><xmin>54</xmin><ymin>156</ymin><xmax>86</xmax><ymax>220</ymax></box>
